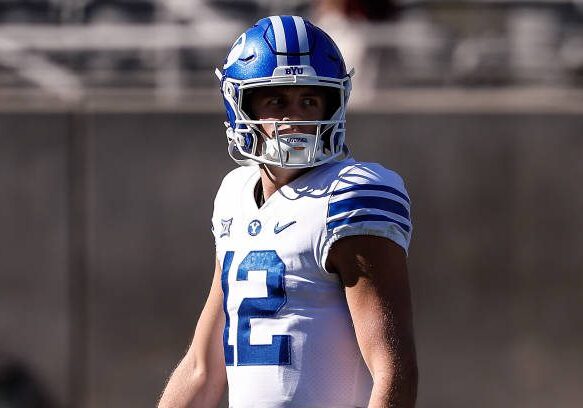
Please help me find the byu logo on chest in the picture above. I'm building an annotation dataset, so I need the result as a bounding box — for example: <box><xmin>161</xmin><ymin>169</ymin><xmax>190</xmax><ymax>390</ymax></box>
<box><xmin>248</xmin><ymin>219</ymin><xmax>262</xmax><ymax>236</ymax></box>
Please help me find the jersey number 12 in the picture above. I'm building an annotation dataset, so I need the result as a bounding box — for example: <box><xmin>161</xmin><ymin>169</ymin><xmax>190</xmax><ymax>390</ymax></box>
<box><xmin>221</xmin><ymin>250</ymin><xmax>291</xmax><ymax>366</ymax></box>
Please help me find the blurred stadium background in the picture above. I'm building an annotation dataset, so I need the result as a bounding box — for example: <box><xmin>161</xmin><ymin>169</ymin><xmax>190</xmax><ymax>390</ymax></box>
<box><xmin>1</xmin><ymin>1</ymin><xmax>582</xmax><ymax>407</ymax></box>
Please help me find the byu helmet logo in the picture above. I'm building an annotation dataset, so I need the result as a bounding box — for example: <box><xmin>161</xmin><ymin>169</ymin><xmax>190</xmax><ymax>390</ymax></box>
<box><xmin>224</xmin><ymin>33</ymin><xmax>246</xmax><ymax>69</ymax></box>
<box><xmin>285</xmin><ymin>67</ymin><xmax>304</xmax><ymax>75</ymax></box>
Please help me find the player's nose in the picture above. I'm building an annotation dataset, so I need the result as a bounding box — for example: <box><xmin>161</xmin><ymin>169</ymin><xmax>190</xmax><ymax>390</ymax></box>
<box><xmin>280</xmin><ymin>116</ymin><xmax>303</xmax><ymax>134</ymax></box>
<box><xmin>284</xmin><ymin>97</ymin><xmax>307</xmax><ymax>118</ymax></box>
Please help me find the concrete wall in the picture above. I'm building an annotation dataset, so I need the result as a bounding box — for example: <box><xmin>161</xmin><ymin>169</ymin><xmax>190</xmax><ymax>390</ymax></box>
<box><xmin>1</xmin><ymin>112</ymin><xmax>582</xmax><ymax>408</ymax></box>
<box><xmin>0</xmin><ymin>114</ymin><xmax>71</xmax><ymax>407</ymax></box>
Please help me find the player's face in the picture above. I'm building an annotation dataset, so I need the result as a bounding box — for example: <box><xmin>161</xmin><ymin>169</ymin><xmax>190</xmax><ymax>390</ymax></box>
<box><xmin>248</xmin><ymin>86</ymin><xmax>327</xmax><ymax>137</ymax></box>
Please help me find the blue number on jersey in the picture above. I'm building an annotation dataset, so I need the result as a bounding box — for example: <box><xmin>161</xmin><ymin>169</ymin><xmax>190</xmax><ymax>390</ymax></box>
<box><xmin>221</xmin><ymin>251</ymin><xmax>235</xmax><ymax>365</ymax></box>
<box><xmin>221</xmin><ymin>250</ymin><xmax>291</xmax><ymax>366</ymax></box>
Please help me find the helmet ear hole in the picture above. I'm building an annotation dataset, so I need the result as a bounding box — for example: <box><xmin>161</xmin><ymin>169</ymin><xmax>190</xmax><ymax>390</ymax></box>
<box><xmin>224</xmin><ymin>82</ymin><xmax>236</xmax><ymax>97</ymax></box>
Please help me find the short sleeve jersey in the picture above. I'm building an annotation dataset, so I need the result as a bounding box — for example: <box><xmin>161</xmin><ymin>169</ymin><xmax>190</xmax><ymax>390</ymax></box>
<box><xmin>211</xmin><ymin>158</ymin><xmax>412</xmax><ymax>408</ymax></box>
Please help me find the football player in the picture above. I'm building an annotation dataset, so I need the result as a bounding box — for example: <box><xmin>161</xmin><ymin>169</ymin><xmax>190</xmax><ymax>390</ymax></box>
<box><xmin>159</xmin><ymin>15</ymin><xmax>417</xmax><ymax>408</ymax></box>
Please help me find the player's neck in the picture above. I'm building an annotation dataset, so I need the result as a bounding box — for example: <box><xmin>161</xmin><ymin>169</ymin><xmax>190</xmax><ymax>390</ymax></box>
<box><xmin>259</xmin><ymin>164</ymin><xmax>309</xmax><ymax>202</ymax></box>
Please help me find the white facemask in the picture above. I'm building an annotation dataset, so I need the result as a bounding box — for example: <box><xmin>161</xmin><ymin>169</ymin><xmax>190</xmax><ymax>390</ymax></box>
<box><xmin>263</xmin><ymin>132</ymin><xmax>324</xmax><ymax>165</ymax></box>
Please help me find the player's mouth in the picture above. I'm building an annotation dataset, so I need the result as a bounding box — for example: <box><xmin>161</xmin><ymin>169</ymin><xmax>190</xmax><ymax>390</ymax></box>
<box><xmin>271</xmin><ymin>126</ymin><xmax>316</xmax><ymax>138</ymax></box>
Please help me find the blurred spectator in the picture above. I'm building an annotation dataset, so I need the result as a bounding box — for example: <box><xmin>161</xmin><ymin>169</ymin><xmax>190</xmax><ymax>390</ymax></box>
<box><xmin>315</xmin><ymin>0</ymin><xmax>398</xmax><ymax>22</ymax></box>
<box><xmin>312</xmin><ymin>1</ymin><xmax>399</xmax><ymax>105</ymax></box>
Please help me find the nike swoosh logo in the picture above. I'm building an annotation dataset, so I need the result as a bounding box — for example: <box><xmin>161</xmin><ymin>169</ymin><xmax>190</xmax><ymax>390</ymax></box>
<box><xmin>274</xmin><ymin>221</ymin><xmax>296</xmax><ymax>234</ymax></box>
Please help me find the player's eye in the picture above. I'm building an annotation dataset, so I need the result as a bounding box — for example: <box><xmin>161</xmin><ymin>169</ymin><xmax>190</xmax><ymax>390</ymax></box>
<box><xmin>267</xmin><ymin>97</ymin><xmax>283</xmax><ymax>106</ymax></box>
<box><xmin>303</xmin><ymin>97</ymin><xmax>320</xmax><ymax>107</ymax></box>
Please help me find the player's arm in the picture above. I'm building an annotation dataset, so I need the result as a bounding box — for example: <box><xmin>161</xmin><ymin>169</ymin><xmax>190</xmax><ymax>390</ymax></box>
<box><xmin>158</xmin><ymin>257</ymin><xmax>227</xmax><ymax>408</ymax></box>
<box><xmin>327</xmin><ymin>235</ymin><xmax>418</xmax><ymax>408</ymax></box>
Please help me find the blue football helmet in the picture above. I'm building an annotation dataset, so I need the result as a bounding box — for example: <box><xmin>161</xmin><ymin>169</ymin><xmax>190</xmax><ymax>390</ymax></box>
<box><xmin>215</xmin><ymin>15</ymin><xmax>354</xmax><ymax>168</ymax></box>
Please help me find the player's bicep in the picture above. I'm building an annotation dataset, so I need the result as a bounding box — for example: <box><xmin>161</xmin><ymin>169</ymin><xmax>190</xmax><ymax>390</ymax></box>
<box><xmin>326</xmin><ymin>235</ymin><xmax>416</xmax><ymax>379</ymax></box>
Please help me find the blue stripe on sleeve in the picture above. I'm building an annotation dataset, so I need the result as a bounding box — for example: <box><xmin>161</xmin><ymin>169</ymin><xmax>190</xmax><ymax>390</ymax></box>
<box><xmin>281</xmin><ymin>15</ymin><xmax>301</xmax><ymax>65</ymax></box>
<box><xmin>332</xmin><ymin>184</ymin><xmax>410</xmax><ymax>204</ymax></box>
<box><xmin>328</xmin><ymin>196</ymin><xmax>410</xmax><ymax>220</ymax></box>
<box><xmin>327</xmin><ymin>214</ymin><xmax>411</xmax><ymax>233</ymax></box>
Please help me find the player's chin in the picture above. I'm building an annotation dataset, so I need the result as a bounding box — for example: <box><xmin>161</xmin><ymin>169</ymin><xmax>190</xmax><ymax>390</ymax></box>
<box><xmin>262</xmin><ymin>163</ymin><xmax>310</xmax><ymax>178</ymax></box>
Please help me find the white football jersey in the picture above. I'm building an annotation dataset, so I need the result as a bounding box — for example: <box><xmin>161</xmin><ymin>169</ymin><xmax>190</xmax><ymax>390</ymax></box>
<box><xmin>211</xmin><ymin>158</ymin><xmax>412</xmax><ymax>408</ymax></box>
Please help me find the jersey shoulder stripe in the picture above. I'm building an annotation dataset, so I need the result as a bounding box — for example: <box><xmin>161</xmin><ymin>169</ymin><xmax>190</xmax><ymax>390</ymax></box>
<box><xmin>327</xmin><ymin>213</ymin><xmax>411</xmax><ymax>233</ymax></box>
<box><xmin>328</xmin><ymin>195</ymin><xmax>410</xmax><ymax>220</ymax></box>
<box><xmin>324</xmin><ymin>160</ymin><xmax>413</xmax><ymax>254</ymax></box>
<box><xmin>331</xmin><ymin>183</ymin><xmax>411</xmax><ymax>204</ymax></box>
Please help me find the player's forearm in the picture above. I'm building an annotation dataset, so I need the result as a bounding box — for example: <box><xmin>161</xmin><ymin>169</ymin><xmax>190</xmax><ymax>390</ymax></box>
<box><xmin>158</xmin><ymin>357</ymin><xmax>225</xmax><ymax>408</ymax></box>
<box><xmin>367</xmin><ymin>359</ymin><xmax>418</xmax><ymax>408</ymax></box>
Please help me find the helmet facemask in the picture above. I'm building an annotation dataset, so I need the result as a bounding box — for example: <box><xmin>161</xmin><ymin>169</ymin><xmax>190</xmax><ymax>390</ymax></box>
<box><xmin>219</xmin><ymin>69</ymin><xmax>353</xmax><ymax>169</ymax></box>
